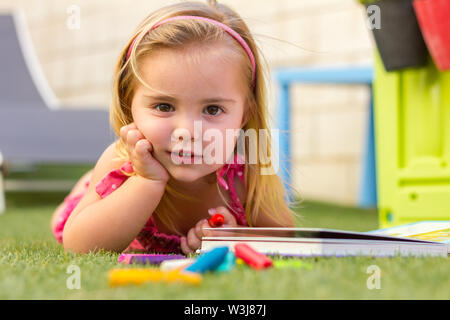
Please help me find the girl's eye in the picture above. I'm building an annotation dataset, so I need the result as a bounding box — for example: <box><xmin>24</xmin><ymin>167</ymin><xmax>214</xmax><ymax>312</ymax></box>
<box><xmin>152</xmin><ymin>104</ymin><xmax>223</xmax><ymax>116</ymax></box>
<box><xmin>153</xmin><ymin>104</ymin><xmax>174</xmax><ymax>112</ymax></box>
<box><xmin>204</xmin><ymin>105</ymin><xmax>223</xmax><ymax>116</ymax></box>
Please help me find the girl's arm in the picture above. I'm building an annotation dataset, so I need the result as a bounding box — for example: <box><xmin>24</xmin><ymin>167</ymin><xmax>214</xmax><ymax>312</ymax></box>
<box><xmin>50</xmin><ymin>169</ymin><xmax>93</xmax><ymax>231</ymax></box>
<box><xmin>62</xmin><ymin>143</ymin><xmax>167</xmax><ymax>254</ymax></box>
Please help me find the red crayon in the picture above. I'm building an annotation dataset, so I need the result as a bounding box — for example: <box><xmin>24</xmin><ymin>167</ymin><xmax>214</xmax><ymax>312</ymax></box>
<box><xmin>208</xmin><ymin>213</ymin><xmax>225</xmax><ymax>228</ymax></box>
<box><xmin>234</xmin><ymin>243</ymin><xmax>273</xmax><ymax>270</ymax></box>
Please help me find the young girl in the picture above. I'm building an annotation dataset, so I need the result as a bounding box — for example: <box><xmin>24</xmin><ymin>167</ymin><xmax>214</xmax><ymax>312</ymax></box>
<box><xmin>52</xmin><ymin>0</ymin><xmax>300</xmax><ymax>255</ymax></box>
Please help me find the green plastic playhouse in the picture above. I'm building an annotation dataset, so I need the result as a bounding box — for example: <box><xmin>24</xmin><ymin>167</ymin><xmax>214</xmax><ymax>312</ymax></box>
<box><xmin>374</xmin><ymin>52</ymin><xmax>450</xmax><ymax>228</ymax></box>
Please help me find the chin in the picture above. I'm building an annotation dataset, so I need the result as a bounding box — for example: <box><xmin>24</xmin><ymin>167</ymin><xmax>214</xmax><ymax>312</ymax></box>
<box><xmin>167</xmin><ymin>167</ymin><xmax>205</xmax><ymax>183</ymax></box>
<box><xmin>167</xmin><ymin>165</ymin><xmax>219</xmax><ymax>184</ymax></box>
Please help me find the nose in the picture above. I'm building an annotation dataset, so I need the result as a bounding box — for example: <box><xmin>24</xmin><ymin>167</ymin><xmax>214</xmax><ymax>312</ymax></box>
<box><xmin>171</xmin><ymin>115</ymin><xmax>202</xmax><ymax>145</ymax></box>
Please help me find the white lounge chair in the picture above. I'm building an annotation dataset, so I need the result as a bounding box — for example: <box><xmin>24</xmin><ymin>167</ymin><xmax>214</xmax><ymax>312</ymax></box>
<box><xmin>0</xmin><ymin>11</ymin><xmax>114</xmax><ymax>166</ymax></box>
<box><xmin>0</xmin><ymin>11</ymin><xmax>116</xmax><ymax>210</ymax></box>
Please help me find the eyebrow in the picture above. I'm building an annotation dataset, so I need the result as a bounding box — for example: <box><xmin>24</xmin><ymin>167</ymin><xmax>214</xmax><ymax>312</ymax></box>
<box><xmin>144</xmin><ymin>94</ymin><xmax>236</xmax><ymax>104</ymax></box>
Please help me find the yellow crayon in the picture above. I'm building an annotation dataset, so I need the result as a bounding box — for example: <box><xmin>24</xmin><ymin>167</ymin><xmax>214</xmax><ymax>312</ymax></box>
<box><xmin>108</xmin><ymin>268</ymin><xmax>202</xmax><ymax>287</ymax></box>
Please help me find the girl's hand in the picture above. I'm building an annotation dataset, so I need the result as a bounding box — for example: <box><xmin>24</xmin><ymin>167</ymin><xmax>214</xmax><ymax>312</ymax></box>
<box><xmin>180</xmin><ymin>206</ymin><xmax>238</xmax><ymax>255</ymax></box>
<box><xmin>120</xmin><ymin>123</ymin><xmax>170</xmax><ymax>183</ymax></box>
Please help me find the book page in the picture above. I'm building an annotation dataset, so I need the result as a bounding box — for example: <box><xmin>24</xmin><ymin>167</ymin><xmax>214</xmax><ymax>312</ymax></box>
<box><xmin>369</xmin><ymin>222</ymin><xmax>450</xmax><ymax>243</ymax></box>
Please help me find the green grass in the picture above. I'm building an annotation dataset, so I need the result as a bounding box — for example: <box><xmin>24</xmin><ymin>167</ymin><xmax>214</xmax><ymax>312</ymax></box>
<box><xmin>4</xmin><ymin>163</ymin><xmax>94</xmax><ymax>180</ymax></box>
<box><xmin>0</xmin><ymin>189</ymin><xmax>449</xmax><ymax>299</ymax></box>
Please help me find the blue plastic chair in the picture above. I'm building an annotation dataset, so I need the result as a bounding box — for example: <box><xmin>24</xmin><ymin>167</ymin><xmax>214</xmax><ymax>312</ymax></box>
<box><xmin>274</xmin><ymin>66</ymin><xmax>377</xmax><ymax>208</ymax></box>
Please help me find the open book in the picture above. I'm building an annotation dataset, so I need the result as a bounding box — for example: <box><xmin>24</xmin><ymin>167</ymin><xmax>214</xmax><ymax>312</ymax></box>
<box><xmin>200</xmin><ymin>225</ymin><xmax>448</xmax><ymax>258</ymax></box>
<box><xmin>367</xmin><ymin>221</ymin><xmax>450</xmax><ymax>253</ymax></box>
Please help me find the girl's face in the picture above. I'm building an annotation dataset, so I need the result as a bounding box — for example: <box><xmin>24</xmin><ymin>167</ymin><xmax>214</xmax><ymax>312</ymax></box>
<box><xmin>131</xmin><ymin>43</ymin><xmax>249</xmax><ymax>183</ymax></box>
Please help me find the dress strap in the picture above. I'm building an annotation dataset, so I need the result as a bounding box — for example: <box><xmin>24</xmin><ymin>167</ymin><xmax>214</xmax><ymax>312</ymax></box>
<box><xmin>216</xmin><ymin>153</ymin><xmax>248</xmax><ymax>226</ymax></box>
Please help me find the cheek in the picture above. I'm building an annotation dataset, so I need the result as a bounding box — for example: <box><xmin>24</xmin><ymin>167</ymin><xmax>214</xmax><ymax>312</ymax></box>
<box><xmin>211</xmin><ymin>126</ymin><xmax>243</xmax><ymax>162</ymax></box>
<box><xmin>133</xmin><ymin>117</ymin><xmax>170</xmax><ymax>150</ymax></box>
<box><xmin>146</xmin><ymin>128</ymin><xmax>170</xmax><ymax>150</ymax></box>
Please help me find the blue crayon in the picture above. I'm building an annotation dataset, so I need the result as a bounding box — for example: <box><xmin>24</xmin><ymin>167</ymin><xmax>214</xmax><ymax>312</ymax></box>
<box><xmin>214</xmin><ymin>251</ymin><xmax>236</xmax><ymax>273</ymax></box>
<box><xmin>185</xmin><ymin>246</ymin><xmax>229</xmax><ymax>274</ymax></box>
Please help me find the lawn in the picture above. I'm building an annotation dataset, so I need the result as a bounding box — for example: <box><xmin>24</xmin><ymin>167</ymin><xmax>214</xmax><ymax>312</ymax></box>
<box><xmin>0</xmin><ymin>165</ymin><xmax>448</xmax><ymax>299</ymax></box>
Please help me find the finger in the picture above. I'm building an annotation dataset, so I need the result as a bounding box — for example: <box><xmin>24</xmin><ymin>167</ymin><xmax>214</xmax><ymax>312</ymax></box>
<box><xmin>194</xmin><ymin>219</ymin><xmax>208</xmax><ymax>239</ymax></box>
<box><xmin>201</xmin><ymin>220</ymin><xmax>215</xmax><ymax>238</ymax></box>
<box><xmin>127</xmin><ymin>129</ymin><xmax>145</xmax><ymax>150</ymax></box>
<box><xmin>119</xmin><ymin>125</ymin><xmax>127</xmax><ymax>139</ymax></box>
<box><xmin>120</xmin><ymin>125</ymin><xmax>131</xmax><ymax>150</ymax></box>
<box><xmin>209</xmin><ymin>206</ymin><xmax>237</xmax><ymax>226</ymax></box>
<box><xmin>180</xmin><ymin>236</ymin><xmax>193</xmax><ymax>255</ymax></box>
<box><xmin>119</xmin><ymin>123</ymin><xmax>137</xmax><ymax>141</ymax></box>
<box><xmin>136</xmin><ymin>139</ymin><xmax>152</xmax><ymax>156</ymax></box>
<box><xmin>120</xmin><ymin>125</ymin><xmax>134</xmax><ymax>156</ymax></box>
<box><xmin>186</xmin><ymin>228</ymin><xmax>201</xmax><ymax>252</ymax></box>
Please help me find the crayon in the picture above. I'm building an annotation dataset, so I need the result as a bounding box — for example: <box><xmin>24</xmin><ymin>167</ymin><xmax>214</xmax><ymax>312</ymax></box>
<box><xmin>118</xmin><ymin>254</ymin><xmax>186</xmax><ymax>265</ymax></box>
<box><xmin>234</xmin><ymin>243</ymin><xmax>273</xmax><ymax>270</ymax></box>
<box><xmin>208</xmin><ymin>213</ymin><xmax>225</xmax><ymax>227</ymax></box>
<box><xmin>214</xmin><ymin>251</ymin><xmax>236</xmax><ymax>272</ymax></box>
<box><xmin>108</xmin><ymin>268</ymin><xmax>202</xmax><ymax>286</ymax></box>
<box><xmin>160</xmin><ymin>258</ymin><xmax>195</xmax><ymax>271</ymax></box>
<box><xmin>185</xmin><ymin>246</ymin><xmax>229</xmax><ymax>274</ymax></box>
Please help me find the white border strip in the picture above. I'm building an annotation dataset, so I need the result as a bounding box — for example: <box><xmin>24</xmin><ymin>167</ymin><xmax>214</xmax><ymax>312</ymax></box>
<box><xmin>12</xmin><ymin>9</ymin><xmax>60</xmax><ymax>109</ymax></box>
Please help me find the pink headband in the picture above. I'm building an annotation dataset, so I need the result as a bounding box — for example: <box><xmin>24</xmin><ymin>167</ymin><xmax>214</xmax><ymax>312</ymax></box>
<box><xmin>126</xmin><ymin>15</ymin><xmax>256</xmax><ymax>89</ymax></box>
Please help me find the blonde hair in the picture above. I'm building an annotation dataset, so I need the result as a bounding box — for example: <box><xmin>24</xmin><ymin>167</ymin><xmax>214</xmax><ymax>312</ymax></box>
<box><xmin>109</xmin><ymin>1</ymin><xmax>302</xmax><ymax>235</ymax></box>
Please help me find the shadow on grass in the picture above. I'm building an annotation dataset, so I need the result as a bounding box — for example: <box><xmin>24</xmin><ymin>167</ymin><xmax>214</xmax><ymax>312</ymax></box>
<box><xmin>5</xmin><ymin>191</ymin><xmax>68</xmax><ymax>209</ymax></box>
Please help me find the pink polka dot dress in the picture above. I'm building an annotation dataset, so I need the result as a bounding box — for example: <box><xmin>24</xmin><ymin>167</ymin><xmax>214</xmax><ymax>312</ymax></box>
<box><xmin>53</xmin><ymin>153</ymin><xmax>248</xmax><ymax>254</ymax></box>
